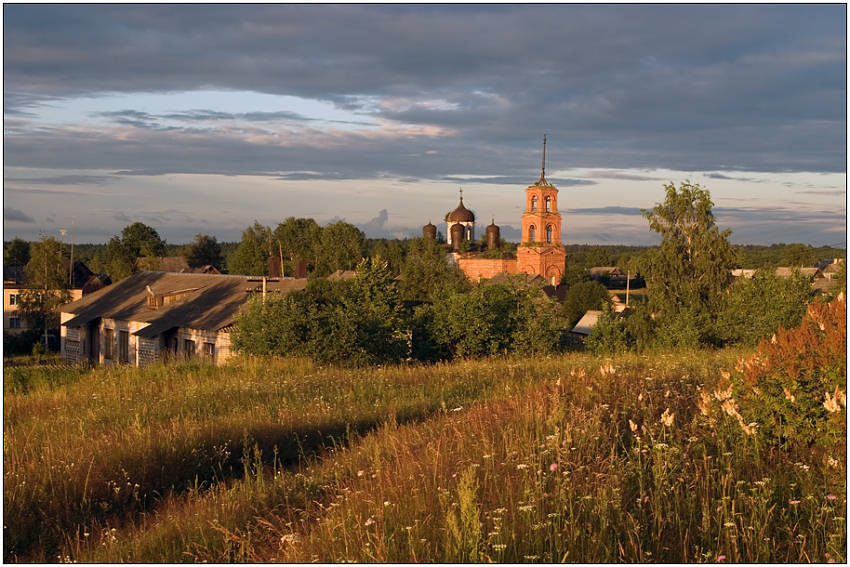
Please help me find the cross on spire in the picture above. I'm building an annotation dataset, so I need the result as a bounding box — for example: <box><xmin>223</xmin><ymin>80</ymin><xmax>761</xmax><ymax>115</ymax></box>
<box><xmin>459</xmin><ymin>186</ymin><xmax>463</xmax><ymax>203</ymax></box>
<box><xmin>536</xmin><ymin>135</ymin><xmax>551</xmax><ymax>186</ymax></box>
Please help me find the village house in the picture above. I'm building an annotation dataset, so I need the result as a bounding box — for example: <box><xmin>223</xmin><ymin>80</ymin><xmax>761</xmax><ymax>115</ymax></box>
<box><xmin>59</xmin><ymin>271</ymin><xmax>306</xmax><ymax>366</ymax></box>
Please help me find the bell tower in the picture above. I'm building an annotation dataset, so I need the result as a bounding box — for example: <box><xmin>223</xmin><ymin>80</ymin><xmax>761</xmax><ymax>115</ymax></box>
<box><xmin>516</xmin><ymin>136</ymin><xmax>566</xmax><ymax>285</ymax></box>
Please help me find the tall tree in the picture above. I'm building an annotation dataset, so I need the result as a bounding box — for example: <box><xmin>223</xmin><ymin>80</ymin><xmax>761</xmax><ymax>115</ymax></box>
<box><xmin>273</xmin><ymin>217</ymin><xmax>320</xmax><ymax>269</ymax></box>
<box><xmin>18</xmin><ymin>236</ymin><xmax>71</xmax><ymax>345</ymax></box>
<box><xmin>398</xmin><ymin>237</ymin><xmax>470</xmax><ymax>303</ymax></box>
<box><xmin>640</xmin><ymin>181</ymin><xmax>737</xmax><ymax>343</ymax></box>
<box><xmin>4</xmin><ymin>238</ymin><xmax>30</xmax><ymax>267</ymax></box>
<box><xmin>183</xmin><ymin>234</ymin><xmax>224</xmax><ymax>269</ymax></box>
<box><xmin>121</xmin><ymin>222</ymin><xmax>167</xmax><ymax>258</ymax></box>
<box><xmin>315</xmin><ymin>221</ymin><xmax>365</xmax><ymax>276</ymax></box>
<box><xmin>227</xmin><ymin>222</ymin><xmax>272</xmax><ymax>275</ymax></box>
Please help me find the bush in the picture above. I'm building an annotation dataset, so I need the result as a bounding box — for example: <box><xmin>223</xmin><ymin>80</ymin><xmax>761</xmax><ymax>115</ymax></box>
<box><xmin>562</xmin><ymin>280</ymin><xmax>610</xmax><ymax>327</ymax></box>
<box><xmin>716</xmin><ymin>271</ymin><xmax>812</xmax><ymax>346</ymax></box>
<box><xmin>3</xmin><ymin>330</ymin><xmax>43</xmax><ymax>356</ymax></box>
<box><xmin>584</xmin><ymin>304</ymin><xmax>630</xmax><ymax>355</ymax></box>
<box><xmin>734</xmin><ymin>293</ymin><xmax>846</xmax><ymax>450</ymax></box>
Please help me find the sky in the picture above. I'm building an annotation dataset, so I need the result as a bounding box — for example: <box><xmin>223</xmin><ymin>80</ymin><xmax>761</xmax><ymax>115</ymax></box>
<box><xmin>3</xmin><ymin>4</ymin><xmax>847</xmax><ymax>247</ymax></box>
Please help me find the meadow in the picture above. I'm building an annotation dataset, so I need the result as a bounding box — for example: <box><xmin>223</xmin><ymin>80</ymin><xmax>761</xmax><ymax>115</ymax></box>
<box><xmin>4</xmin><ymin>300</ymin><xmax>846</xmax><ymax>563</ymax></box>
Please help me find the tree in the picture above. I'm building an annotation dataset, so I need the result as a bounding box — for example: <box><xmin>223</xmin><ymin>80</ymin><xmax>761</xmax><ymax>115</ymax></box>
<box><xmin>398</xmin><ymin>237</ymin><xmax>470</xmax><ymax>303</ymax></box>
<box><xmin>716</xmin><ymin>271</ymin><xmax>813</xmax><ymax>346</ymax></box>
<box><xmin>18</xmin><ymin>236</ymin><xmax>71</xmax><ymax>347</ymax></box>
<box><xmin>183</xmin><ymin>234</ymin><xmax>224</xmax><ymax>270</ymax></box>
<box><xmin>315</xmin><ymin>221</ymin><xmax>365</xmax><ymax>276</ymax></box>
<box><xmin>121</xmin><ymin>222</ymin><xmax>167</xmax><ymax>258</ymax></box>
<box><xmin>641</xmin><ymin>181</ymin><xmax>738</xmax><ymax>343</ymax></box>
<box><xmin>562</xmin><ymin>280</ymin><xmax>611</xmax><ymax>327</ymax></box>
<box><xmin>273</xmin><ymin>217</ymin><xmax>320</xmax><ymax>272</ymax></box>
<box><xmin>102</xmin><ymin>236</ymin><xmax>135</xmax><ymax>281</ymax></box>
<box><xmin>227</xmin><ymin>222</ymin><xmax>273</xmax><ymax>275</ymax></box>
<box><xmin>4</xmin><ymin>238</ymin><xmax>30</xmax><ymax>267</ymax></box>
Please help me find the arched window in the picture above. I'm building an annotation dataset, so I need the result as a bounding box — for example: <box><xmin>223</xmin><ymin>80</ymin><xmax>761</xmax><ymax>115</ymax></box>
<box><xmin>531</xmin><ymin>196</ymin><xmax>537</xmax><ymax>212</ymax></box>
<box><xmin>546</xmin><ymin>224</ymin><xmax>553</xmax><ymax>243</ymax></box>
<box><xmin>528</xmin><ymin>225</ymin><xmax>536</xmax><ymax>242</ymax></box>
<box><xmin>545</xmin><ymin>196</ymin><xmax>551</xmax><ymax>212</ymax></box>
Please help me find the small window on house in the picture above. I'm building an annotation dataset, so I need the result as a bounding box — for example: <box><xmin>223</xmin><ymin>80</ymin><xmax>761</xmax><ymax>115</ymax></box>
<box><xmin>9</xmin><ymin>293</ymin><xmax>19</xmax><ymax>306</ymax></box>
<box><xmin>528</xmin><ymin>225</ymin><xmax>536</xmax><ymax>242</ymax></box>
<box><xmin>545</xmin><ymin>196</ymin><xmax>551</xmax><ymax>212</ymax></box>
<box><xmin>546</xmin><ymin>225</ymin><xmax>553</xmax><ymax>243</ymax></box>
<box><xmin>183</xmin><ymin>339</ymin><xmax>196</xmax><ymax>358</ymax></box>
<box><xmin>104</xmin><ymin>328</ymin><xmax>114</xmax><ymax>359</ymax></box>
<box><xmin>531</xmin><ymin>196</ymin><xmax>537</xmax><ymax>212</ymax></box>
<box><xmin>9</xmin><ymin>317</ymin><xmax>21</xmax><ymax>329</ymax></box>
<box><xmin>119</xmin><ymin>330</ymin><xmax>129</xmax><ymax>364</ymax></box>
<box><xmin>203</xmin><ymin>342</ymin><xmax>215</xmax><ymax>360</ymax></box>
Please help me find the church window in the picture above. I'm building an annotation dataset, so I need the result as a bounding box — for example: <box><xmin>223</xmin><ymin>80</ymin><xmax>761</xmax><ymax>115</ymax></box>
<box><xmin>545</xmin><ymin>196</ymin><xmax>551</xmax><ymax>212</ymax></box>
<box><xmin>531</xmin><ymin>196</ymin><xmax>537</xmax><ymax>211</ymax></box>
<box><xmin>546</xmin><ymin>225</ymin><xmax>553</xmax><ymax>243</ymax></box>
<box><xmin>528</xmin><ymin>225</ymin><xmax>536</xmax><ymax>242</ymax></box>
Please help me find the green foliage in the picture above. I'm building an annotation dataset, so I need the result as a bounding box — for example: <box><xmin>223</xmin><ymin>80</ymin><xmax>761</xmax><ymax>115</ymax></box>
<box><xmin>430</xmin><ymin>282</ymin><xmax>568</xmax><ymax>358</ymax></box>
<box><xmin>233</xmin><ymin>258</ymin><xmax>406</xmax><ymax>366</ymax></box>
<box><xmin>274</xmin><ymin>217</ymin><xmax>321</xmax><ymax>271</ymax></box>
<box><xmin>19</xmin><ymin>236</ymin><xmax>72</xmax><ymax>337</ymax></box>
<box><xmin>443</xmin><ymin>466</ymin><xmax>481</xmax><ymax>562</ymax></box>
<box><xmin>183</xmin><ymin>234</ymin><xmax>224</xmax><ymax>270</ymax></box>
<box><xmin>734</xmin><ymin>243</ymin><xmax>845</xmax><ymax>269</ymax></box>
<box><xmin>562</xmin><ymin>280</ymin><xmax>611</xmax><ymax>327</ymax></box>
<box><xmin>120</xmin><ymin>222</ymin><xmax>167</xmax><ymax>258</ymax></box>
<box><xmin>228</xmin><ymin>222</ymin><xmax>272</xmax><ymax>275</ymax></box>
<box><xmin>398</xmin><ymin>237</ymin><xmax>471</xmax><ymax>303</ymax></box>
<box><xmin>315</xmin><ymin>221</ymin><xmax>365</xmax><ymax>277</ymax></box>
<box><xmin>641</xmin><ymin>181</ymin><xmax>737</xmax><ymax>343</ymax></box>
<box><xmin>716</xmin><ymin>271</ymin><xmax>813</xmax><ymax>346</ymax></box>
<box><xmin>734</xmin><ymin>294</ymin><xmax>846</xmax><ymax>450</ymax></box>
<box><xmin>3</xmin><ymin>329</ymin><xmax>43</xmax><ymax>356</ymax></box>
<box><xmin>102</xmin><ymin>236</ymin><xmax>135</xmax><ymax>281</ymax></box>
<box><xmin>584</xmin><ymin>303</ymin><xmax>630</xmax><ymax>355</ymax></box>
<box><xmin>4</xmin><ymin>237</ymin><xmax>30</xmax><ymax>267</ymax></box>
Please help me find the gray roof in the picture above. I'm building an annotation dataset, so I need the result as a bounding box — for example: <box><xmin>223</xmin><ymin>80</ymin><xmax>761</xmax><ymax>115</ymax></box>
<box><xmin>776</xmin><ymin>267</ymin><xmax>823</xmax><ymax>279</ymax></box>
<box><xmin>571</xmin><ymin>310</ymin><xmax>603</xmax><ymax>335</ymax></box>
<box><xmin>61</xmin><ymin>271</ymin><xmax>307</xmax><ymax>333</ymax></box>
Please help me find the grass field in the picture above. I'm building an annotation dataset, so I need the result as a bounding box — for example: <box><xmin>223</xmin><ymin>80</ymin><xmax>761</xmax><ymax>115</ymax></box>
<box><xmin>4</xmin><ymin>343</ymin><xmax>846</xmax><ymax>562</ymax></box>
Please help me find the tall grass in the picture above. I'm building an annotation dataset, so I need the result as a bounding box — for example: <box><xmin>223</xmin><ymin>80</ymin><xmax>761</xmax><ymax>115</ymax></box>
<box><xmin>5</xmin><ymin>346</ymin><xmax>845</xmax><ymax>563</ymax></box>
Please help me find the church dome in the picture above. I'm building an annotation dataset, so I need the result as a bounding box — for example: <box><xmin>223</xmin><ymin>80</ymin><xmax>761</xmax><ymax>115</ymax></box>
<box><xmin>446</xmin><ymin>198</ymin><xmax>475</xmax><ymax>222</ymax></box>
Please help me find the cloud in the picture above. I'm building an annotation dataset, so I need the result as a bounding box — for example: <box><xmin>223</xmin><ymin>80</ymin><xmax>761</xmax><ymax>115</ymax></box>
<box><xmin>6</xmin><ymin>174</ymin><xmax>116</xmax><ymax>185</ymax></box>
<box><xmin>358</xmin><ymin>209</ymin><xmax>390</xmax><ymax>236</ymax></box>
<box><xmin>4</xmin><ymin>207</ymin><xmax>35</xmax><ymax>223</ymax></box>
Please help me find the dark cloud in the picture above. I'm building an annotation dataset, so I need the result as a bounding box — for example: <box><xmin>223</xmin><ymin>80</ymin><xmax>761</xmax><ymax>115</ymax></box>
<box><xmin>6</xmin><ymin>174</ymin><xmax>116</xmax><ymax>185</ymax></box>
<box><xmin>3</xmin><ymin>4</ymin><xmax>845</xmax><ymax>175</ymax></box>
<box><xmin>4</xmin><ymin>207</ymin><xmax>35</xmax><ymax>223</ymax></box>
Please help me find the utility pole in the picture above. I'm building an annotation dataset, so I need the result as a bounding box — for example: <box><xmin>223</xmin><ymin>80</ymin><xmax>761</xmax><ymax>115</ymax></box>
<box><xmin>626</xmin><ymin>269</ymin><xmax>630</xmax><ymax>308</ymax></box>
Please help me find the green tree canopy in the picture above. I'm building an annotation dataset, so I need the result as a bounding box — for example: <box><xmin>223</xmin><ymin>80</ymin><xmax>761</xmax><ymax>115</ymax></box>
<box><xmin>183</xmin><ymin>234</ymin><xmax>224</xmax><ymax>270</ymax></box>
<box><xmin>640</xmin><ymin>181</ymin><xmax>738</xmax><ymax>342</ymax></box>
<box><xmin>315</xmin><ymin>221</ymin><xmax>365</xmax><ymax>276</ymax></box>
<box><xmin>273</xmin><ymin>217</ymin><xmax>320</xmax><ymax>267</ymax></box>
<box><xmin>562</xmin><ymin>280</ymin><xmax>611</xmax><ymax>327</ymax></box>
<box><xmin>4</xmin><ymin>238</ymin><xmax>30</xmax><ymax>267</ymax></box>
<box><xmin>228</xmin><ymin>223</ymin><xmax>271</xmax><ymax>276</ymax></box>
<box><xmin>398</xmin><ymin>237</ymin><xmax>470</xmax><ymax>303</ymax></box>
<box><xmin>120</xmin><ymin>222</ymin><xmax>167</xmax><ymax>258</ymax></box>
<box><xmin>19</xmin><ymin>236</ymin><xmax>71</xmax><ymax>340</ymax></box>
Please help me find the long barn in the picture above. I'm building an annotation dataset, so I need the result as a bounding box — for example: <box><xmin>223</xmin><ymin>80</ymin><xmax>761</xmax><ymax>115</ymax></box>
<box><xmin>59</xmin><ymin>271</ymin><xmax>307</xmax><ymax>366</ymax></box>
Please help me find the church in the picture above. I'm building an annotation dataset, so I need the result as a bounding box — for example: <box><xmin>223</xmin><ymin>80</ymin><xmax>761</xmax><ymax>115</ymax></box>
<box><xmin>423</xmin><ymin>138</ymin><xmax>566</xmax><ymax>285</ymax></box>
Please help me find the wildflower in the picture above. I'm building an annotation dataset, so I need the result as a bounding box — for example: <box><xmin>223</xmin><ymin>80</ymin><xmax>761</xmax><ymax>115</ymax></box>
<box><xmin>714</xmin><ymin>383</ymin><xmax>733</xmax><ymax>402</ymax></box>
<box><xmin>717</xmin><ymin>555</ymin><xmax>726</xmax><ymax>562</ymax></box>
<box><xmin>451</xmin><ymin>406</ymin><xmax>463</xmax><ymax>412</ymax></box>
<box><xmin>783</xmin><ymin>387</ymin><xmax>796</xmax><ymax>403</ymax></box>
<box><xmin>788</xmin><ymin>500</ymin><xmax>801</xmax><ymax>505</ymax></box>
<box><xmin>629</xmin><ymin>419</ymin><xmax>638</xmax><ymax>433</ymax></box>
<box><xmin>280</xmin><ymin>534</ymin><xmax>301</xmax><ymax>546</ymax></box>
<box><xmin>638</xmin><ymin>392</ymin><xmax>643</xmax><ymax>402</ymax></box>
<box><xmin>721</xmin><ymin>398</ymin><xmax>740</xmax><ymax>418</ymax></box>
<box><xmin>823</xmin><ymin>391</ymin><xmax>842</xmax><ymax>413</ymax></box>
<box><xmin>827</xmin><ymin>456</ymin><xmax>839</xmax><ymax>468</ymax></box>
<box><xmin>549</xmin><ymin>463</ymin><xmax>559</xmax><ymax>472</ymax></box>
<box><xmin>383</xmin><ymin>501</ymin><xmax>391</xmax><ymax>507</ymax></box>
<box><xmin>518</xmin><ymin>505</ymin><xmax>534</xmax><ymax>513</ymax></box>
<box><xmin>826</xmin><ymin>494</ymin><xmax>837</xmax><ymax>500</ymax></box>
<box><xmin>516</xmin><ymin>464</ymin><xmax>529</xmax><ymax>470</ymax></box>
<box><xmin>364</xmin><ymin>517</ymin><xmax>375</xmax><ymax>526</ymax></box>
<box><xmin>493</xmin><ymin>544</ymin><xmax>507</xmax><ymax>552</ymax></box>
<box><xmin>660</xmin><ymin>408</ymin><xmax>675</xmax><ymax>427</ymax></box>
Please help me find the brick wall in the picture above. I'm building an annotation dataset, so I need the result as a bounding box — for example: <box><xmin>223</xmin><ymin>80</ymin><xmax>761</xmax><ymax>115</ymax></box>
<box><xmin>457</xmin><ymin>257</ymin><xmax>519</xmax><ymax>282</ymax></box>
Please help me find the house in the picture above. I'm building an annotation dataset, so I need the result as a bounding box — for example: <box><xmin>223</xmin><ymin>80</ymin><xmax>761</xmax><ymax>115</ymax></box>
<box><xmin>59</xmin><ymin>271</ymin><xmax>307</xmax><ymax>367</ymax></box>
<box><xmin>775</xmin><ymin>267</ymin><xmax>823</xmax><ymax>279</ymax></box>
<box><xmin>4</xmin><ymin>261</ymin><xmax>106</xmax><ymax>334</ymax></box>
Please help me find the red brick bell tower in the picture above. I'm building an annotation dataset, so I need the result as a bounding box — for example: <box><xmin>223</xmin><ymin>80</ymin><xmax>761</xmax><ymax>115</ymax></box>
<box><xmin>516</xmin><ymin>136</ymin><xmax>566</xmax><ymax>285</ymax></box>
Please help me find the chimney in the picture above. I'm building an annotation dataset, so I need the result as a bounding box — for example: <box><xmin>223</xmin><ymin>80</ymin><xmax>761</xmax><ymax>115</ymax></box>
<box><xmin>295</xmin><ymin>260</ymin><xmax>308</xmax><ymax>279</ymax></box>
<box><xmin>268</xmin><ymin>256</ymin><xmax>282</xmax><ymax>278</ymax></box>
